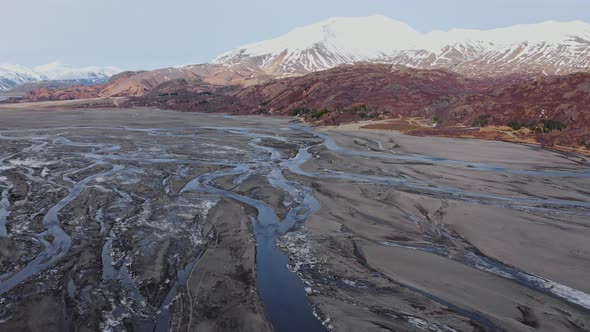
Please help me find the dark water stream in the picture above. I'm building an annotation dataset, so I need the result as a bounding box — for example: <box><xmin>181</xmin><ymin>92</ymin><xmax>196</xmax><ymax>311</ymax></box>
<box><xmin>180</xmin><ymin>131</ymin><xmax>325</xmax><ymax>332</ymax></box>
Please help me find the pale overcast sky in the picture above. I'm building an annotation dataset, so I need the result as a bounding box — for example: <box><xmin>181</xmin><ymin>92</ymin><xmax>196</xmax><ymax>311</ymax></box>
<box><xmin>1</xmin><ymin>0</ymin><xmax>589</xmax><ymax>70</ymax></box>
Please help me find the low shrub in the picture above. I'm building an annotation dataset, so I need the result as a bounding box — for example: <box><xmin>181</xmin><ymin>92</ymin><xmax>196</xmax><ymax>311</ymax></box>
<box><xmin>289</xmin><ymin>108</ymin><xmax>312</xmax><ymax>116</ymax></box>
<box><xmin>507</xmin><ymin>121</ymin><xmax>525</xmax><ymax>130</ymax></box>
<box><xmin>472</xmin><ymin>114</ymin><xmax>491</xmax><ymax>127</ymax></box>
<box><xmin>309</xmin><ymin>109</ymin><xmax>330</xmax><ymax>119</ymax></box>
<box><xmin>540</xmin><ymin>119</ymin><xmax>566</xmax><ymax>132</ymax></box>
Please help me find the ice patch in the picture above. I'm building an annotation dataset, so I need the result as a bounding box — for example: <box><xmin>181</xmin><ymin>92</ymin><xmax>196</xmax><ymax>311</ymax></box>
<box><xmin>407</xmin><ymin>316</ymin><xmax>458</xmax><ymax>332</ymax></box>
<box><xmin>9</xmin><ymin>158</ymin><xmax>54</xmax><ymax>168</ymax></box>
<box><xmin>467</xmin><ymin>252</ymin><xmax>590</xmax><ymax>310</ymax></box>
<box><xmin>277</xmin><ymin>228</ymin><xmax>321</xmax><ymax>274</ymax></box>
<box><xmin>342</xmin><ymin>279</ymin><xmax>356</xmax><ymax>287</ymax></box>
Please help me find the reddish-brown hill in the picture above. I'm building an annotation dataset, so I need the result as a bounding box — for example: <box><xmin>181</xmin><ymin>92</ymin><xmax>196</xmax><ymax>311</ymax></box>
<box><xmin>232</xmin><ymin>64</ymin><xmax>475</xmax><ymax>119</ymax></box>
<box><xmin>13</xmin><ymin>63</ymin><xmax>590</xmax><ymax>151</ymax></box>
<box><xmin>130</xmin><ymin>64</ymin><xmax>590</xmax><ymax>149</ymax></box>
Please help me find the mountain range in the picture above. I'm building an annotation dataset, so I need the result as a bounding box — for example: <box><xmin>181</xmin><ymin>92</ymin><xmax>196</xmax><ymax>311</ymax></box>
<box><xmin>0</xmin><ymin>62</ymin><xmax>121</xmax><ymax>90</ymax></box>
<box><xmin>213</xmin><ymin>15</ymin><xmax>590</xmax><ymax>77</ymax></box>
<box><xmin>4</xmin><ymin>16</ymin><xmax>590</xmax><ymax>94</ymax></box>
<box><xmin>78</xmin><ymin>15</ymin><xmax>590</xmax><ymax>97</ymax></box>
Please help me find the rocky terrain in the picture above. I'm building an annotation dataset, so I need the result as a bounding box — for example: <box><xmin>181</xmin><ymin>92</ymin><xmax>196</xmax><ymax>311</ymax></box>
<box><xmin>1</xmin><ymin>109</ymin><xmax>589</xmax><ymax>331</ymax></box>
<box><xmin>0</xmin><ymin>110</ymin><xmax>323</xmax><ymax>331</ymax></box>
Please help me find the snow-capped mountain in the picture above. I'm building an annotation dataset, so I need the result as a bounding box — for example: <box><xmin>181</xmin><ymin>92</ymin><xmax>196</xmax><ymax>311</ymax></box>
<box><xmin>0</xmin><ymin>62</ymin><xmax>121</xmax><ymax>90</ymax></box>
<box><xmin>0</xmin><ymin>64</ymin><xmax>45</xmax><ymax>90</ymax></box>
<box><xmin>58</xmin><ymin>16</ymin><xmax>590</xmax><ymax>98</ymax></box>
<box><xmin>211</xmin><ymin>15</ymin><xmax>590</xmax><ymax>77</ymax></box>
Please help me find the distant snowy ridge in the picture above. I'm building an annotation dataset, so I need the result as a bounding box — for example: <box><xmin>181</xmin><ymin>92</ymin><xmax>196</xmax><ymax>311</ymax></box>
<box><xmin>211</xmin><ymin>15</ymin><xmax>590</xmax><ymax>77</ymax></box>
<box><xmin>0</xmin><ymin>62</ymin><xmax>121</xmax><ymax>90</ymax></box>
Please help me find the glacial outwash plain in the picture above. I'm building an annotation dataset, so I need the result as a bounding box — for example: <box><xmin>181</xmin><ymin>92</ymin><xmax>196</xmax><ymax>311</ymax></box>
<box><xmin>0</xmin><ymin>108</ymin><xmax>588</xmax><ymax>331</ymax></box>
<box><xmin>3</xmin><ymin>9</ymin><xmax>590</xmax><ymax>332</ymax></box>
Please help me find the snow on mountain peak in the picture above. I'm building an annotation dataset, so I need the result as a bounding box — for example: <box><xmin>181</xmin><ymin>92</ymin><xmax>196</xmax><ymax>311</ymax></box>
<box><xmin>0</xmin><ymin>62</ymin><xmax>122</xmax><ymax>90</ymax></box>
<box><xmin>211</xmin><ymin>16</ymin><xmax>590</xmax><ymax>77</ymax></box>
<box><xmin>33</xmin><ymin>61</ymin><xmax>122</xmax><ymax>80</ymax></box>
<box><xmin>213</xmin><ymin>15</ymin><xmax>420</xmax><ymax>63</ymax></box>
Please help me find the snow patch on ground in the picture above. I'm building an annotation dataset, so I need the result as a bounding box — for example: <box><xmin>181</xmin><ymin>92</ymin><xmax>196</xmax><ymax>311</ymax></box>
<box><xmin>9</xmin><ymin>158</ymin><xmax>55</xmax><ymax>169</ymax></box>
<box><xmin>40</xmin><ymin>167</ymin><xmax>50</xmax><ymax>177</ymax></box>
<box><xmin>277</xmin><ymin>227</ymin><xmax>320</xmax><ymax>273</ymax></box>
<box><xmin>467</xmin><ymin>252</ymin><xmax>590</xmax><ymax>310</ymax></box>
<box><xmin>407</xmin><ymin>316</ymin><xmax>459</xmax><ymax>332</ymax></box>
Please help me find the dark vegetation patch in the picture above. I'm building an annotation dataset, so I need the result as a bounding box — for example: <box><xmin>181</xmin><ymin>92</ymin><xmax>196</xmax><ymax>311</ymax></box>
<box><xmin>472</xmin><ymin>114</ymin><xmax>491</xmax><ymax>127</ymax></box>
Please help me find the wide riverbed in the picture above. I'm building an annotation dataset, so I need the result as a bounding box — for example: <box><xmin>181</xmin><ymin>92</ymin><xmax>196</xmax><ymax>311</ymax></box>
<box><xmin>0</xmin><ymin>109</ymin><xmax>589</xmax><ymax>331</ymax></box>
